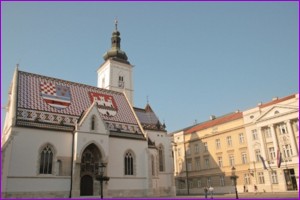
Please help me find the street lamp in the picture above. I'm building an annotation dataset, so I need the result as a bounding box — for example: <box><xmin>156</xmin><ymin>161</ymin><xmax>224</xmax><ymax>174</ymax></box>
<box><xmin>96</xmin><ymin>163</ymin><xmax>110</xmax><ymax>199</ymax></box>
<box><xmin>230</xmin><ymin>166</ymin><xmax>239</xmax><ymax>199</ymax></box>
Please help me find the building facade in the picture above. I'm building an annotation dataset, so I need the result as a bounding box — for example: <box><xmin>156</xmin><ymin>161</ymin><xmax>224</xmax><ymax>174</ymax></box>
<box><xmin>243</xmin><ymin>94</ymin><xmax>299</xmax><ymax>192</ymax></box>
<box><xmin>172</xmin><ymin>112</ymin><xmax>249</xmax><ymax>195</ymax></box>
<box><xmin>1</xmin><ymin>23</ymin><xmax>175</xmax><ymax>198</ymax></box>
<box><xmin>172</xmin><ymin>94</ymin><xmax>299</xmax><ymax>195</ymax></box>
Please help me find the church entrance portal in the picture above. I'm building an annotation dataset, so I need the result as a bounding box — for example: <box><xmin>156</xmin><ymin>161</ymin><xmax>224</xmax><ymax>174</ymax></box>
<box><xmin>80</xmin><ymin>143</ymin><xmax>102</xmax><ymax>196</ymax></box>
<box><xmin>80</xmin><ymin>175</ymin><xmax>93</xmax><ymax>196</ymax></box>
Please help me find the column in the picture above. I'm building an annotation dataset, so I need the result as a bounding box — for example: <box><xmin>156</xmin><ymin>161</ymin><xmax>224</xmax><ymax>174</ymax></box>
<box><xmin>258</xmin><ymin>127</ymin><xmax>267</xmax><ymax>159</ymax></box>
<box><xmin>269</xmin><ymin>124</ymin><xmax>279</xmax><ymax>153</ymax></box>
<box><xmin>286</xmin><ymin>120</ymin><xmax>298</xmax><ymax>156</ymax></box>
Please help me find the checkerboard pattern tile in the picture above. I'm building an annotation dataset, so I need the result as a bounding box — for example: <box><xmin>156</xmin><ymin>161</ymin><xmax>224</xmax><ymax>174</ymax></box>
<box><xmin>17</xmin><ymin>71</ymin><xmax>142</xmax><ymax>134</ymax></box>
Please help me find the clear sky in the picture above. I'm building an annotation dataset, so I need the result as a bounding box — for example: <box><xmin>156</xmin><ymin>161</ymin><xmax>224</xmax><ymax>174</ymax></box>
<box><xmin>1</xmin><ymin>2</ymin><xmax>298</xmax><ymax>133</ymax></box>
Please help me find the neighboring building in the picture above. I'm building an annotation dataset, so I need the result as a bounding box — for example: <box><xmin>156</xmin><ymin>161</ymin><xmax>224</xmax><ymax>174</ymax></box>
<box><xmin>172</xmin><ymin>94</ymin><xmax>299</xmax><ymax>195</ymax></box>
<box><xmin>243</xmin><ymin>94</ymin><xmax>299</xmax><ymax>192</ymax></box>
<box><xmin>172</xmin><ymin>112</ymin><xmax>248</xmax><ymax>195</ymax></box>
<box><xmin>1</xmin><ymin>22</ymin><xmax>175</xmax><ymax>198</ymax></box>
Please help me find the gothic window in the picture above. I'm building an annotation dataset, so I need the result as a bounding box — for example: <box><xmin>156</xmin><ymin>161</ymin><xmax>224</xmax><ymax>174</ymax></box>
<box><xmin>159</xmin><ymin>145</ymin><xmax>165</xmax><ymax>172</ymax></box>
<box><xmin>39</xmin><ymin>144</ymin><xmax>54</xmax><ymax>174</ymax></box>
<box><xmin>124</xmin><ymin>151</ymin><xmax>134</xmax><ymax>175</ymax></box>
<box><xmin>80</xmin><ymin>144</ymin><xmax>101</xmax><ymax>175</ymax></box>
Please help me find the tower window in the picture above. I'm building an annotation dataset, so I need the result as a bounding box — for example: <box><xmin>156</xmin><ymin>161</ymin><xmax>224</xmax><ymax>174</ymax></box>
<box><xmin>118</xmin><ymin>76</ymin><xmax>124</xmax><ymax>88</ymax></box>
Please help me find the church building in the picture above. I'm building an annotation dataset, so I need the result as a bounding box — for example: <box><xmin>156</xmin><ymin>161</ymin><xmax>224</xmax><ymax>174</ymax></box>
<box><xmin>1</xmin><ymin>21</ymin><xmax>176</xmax><ymax>198</ymax></box>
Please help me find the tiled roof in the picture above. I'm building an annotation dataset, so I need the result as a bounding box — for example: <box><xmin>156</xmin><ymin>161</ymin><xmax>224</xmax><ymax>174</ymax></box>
<box><xmin>16</xmin><ymin>71</ymin><xmax>142</xmax><ymax>134</ymax></box>
<box><xmin>259</xmin><ymin>94</ymin><xmax>296</xmax><ymax>108</ymax></box>
<box><xmin>134</xmin><ymin>104</ymin><xmax>166</xmax><ymax>131</ymax></box>
<box><xmin>185</xmin><ymin>112</ymin><xmax>243</xmax><ymax>134</ymax></box>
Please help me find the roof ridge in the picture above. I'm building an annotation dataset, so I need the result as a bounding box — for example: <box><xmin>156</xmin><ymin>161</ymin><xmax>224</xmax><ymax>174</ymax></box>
<box><xmin>259</xmin><ymin>94</ymin><xmax>296</xmax><ymax>108</ymax></box>
<box><xmin>185</xmin><ymin>111</ymin><xmax>242</xmax><ymax>134</ymax></box>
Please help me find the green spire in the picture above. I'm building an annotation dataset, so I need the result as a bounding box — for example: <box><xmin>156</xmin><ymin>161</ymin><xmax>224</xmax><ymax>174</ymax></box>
<box><xmin>103</xmin><ymin>19</ymin><xmax>129</xmax><ymax>64</ymax></box>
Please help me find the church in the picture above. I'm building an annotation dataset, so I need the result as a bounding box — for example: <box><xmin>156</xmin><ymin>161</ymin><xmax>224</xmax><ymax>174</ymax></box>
<box><xmin>1</xmin><ymin>21</ymin><xmax>176</xmax><ymax>198</ymax></box>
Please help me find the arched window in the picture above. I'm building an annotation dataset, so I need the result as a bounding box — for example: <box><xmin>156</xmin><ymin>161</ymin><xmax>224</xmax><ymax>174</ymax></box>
<box><xmin>158</xmin><ymin>145</ymin><xmax>165</xmax><ymax>172</ymax></box>
<box><xmin>91</xmin><ymin>115</ymin><xmax>96</xmax><ymax>130</ymax></box>
<box><xmin>39</xmin><ymin>144</ymin><xmax>54</xmax><ymax>174</ymax></box>
<box><xmin>124</xmin><ymin>151</ymin><xmax>134</xmax><ymax>175</ymax></box>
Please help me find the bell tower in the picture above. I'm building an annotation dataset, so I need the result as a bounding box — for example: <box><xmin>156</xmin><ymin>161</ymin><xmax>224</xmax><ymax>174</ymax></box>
<box><xmin>97</xmin><ymin>20</ymin><xmax>134</xmax><ymax>105</ymax></box>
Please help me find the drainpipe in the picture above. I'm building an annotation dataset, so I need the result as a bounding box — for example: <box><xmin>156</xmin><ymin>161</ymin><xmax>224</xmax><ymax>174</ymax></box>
<box><xmin>183</xmin><ymin>133</ymin><xmax>190</xmax><ymax>195</ymax></box>
<box><xmin>69</xmin><ymin>129</ymin><xmax>75</xmax><ymax>198</ymax></box>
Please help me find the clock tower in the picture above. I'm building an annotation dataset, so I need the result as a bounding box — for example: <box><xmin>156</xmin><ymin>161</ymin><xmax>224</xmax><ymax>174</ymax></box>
<box><xmin>97</xmin><ymin>20</ymin><xmax>134</xmax><ymax>105</ymax></box>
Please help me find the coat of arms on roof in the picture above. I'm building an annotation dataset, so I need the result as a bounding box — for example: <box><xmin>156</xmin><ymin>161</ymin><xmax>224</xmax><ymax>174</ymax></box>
<box><xmin>40</xmin><ymin>82</ymin><xmax>71</xmax><ymax>109</ymax></box>
<box><xmin>88</xmin><ymin>92</ymin><xmax>118</xmax><ymax>117</ymax></box>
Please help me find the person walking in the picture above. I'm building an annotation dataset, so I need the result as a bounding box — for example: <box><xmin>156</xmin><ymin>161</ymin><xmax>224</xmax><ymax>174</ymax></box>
<box><xmin>209</xmin><ymin>186</ymin><xmax>214</xmax><ymax>199</ymax></box>
<box><xmin>204</xmin><ymin>187</ymin><xmax>208</xmax><ymax>198</ymax></box>
<box><xmin>254</xmin><ymin>184</ymin><xmax>258</xmax><ymax>194</ymax></box>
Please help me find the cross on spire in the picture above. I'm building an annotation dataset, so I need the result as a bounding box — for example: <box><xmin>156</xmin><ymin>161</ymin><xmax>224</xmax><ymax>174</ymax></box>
<box><xmin>114</xmin><ymin>18</ymin><xmax>118</xmax><ymax>31</ymax></box>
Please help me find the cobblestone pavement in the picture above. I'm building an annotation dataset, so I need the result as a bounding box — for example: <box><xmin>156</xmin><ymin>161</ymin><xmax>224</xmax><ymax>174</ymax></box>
<box><xmin>174</xmin><ymin>191</ymin><xmax>299</xmax><ymax>199</ymax></box>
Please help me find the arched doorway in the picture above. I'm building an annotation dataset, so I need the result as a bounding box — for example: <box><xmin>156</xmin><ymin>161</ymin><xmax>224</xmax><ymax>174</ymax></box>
<box><xmin>80</xmin><ymin>175</ymin><xmax>93</xmax><ymax>196</ymax></box>
<box><xmin>80</xmin><ymin>143</ymin><xmax>102</xmax><ymax>196</ymax></box>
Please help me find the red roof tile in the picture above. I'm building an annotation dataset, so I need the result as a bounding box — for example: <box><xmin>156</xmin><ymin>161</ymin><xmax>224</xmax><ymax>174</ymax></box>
<box><xmin>185</xmin><ymin>112</ymin><xmax>243</xmax><ymax>134</ymax></box>
<box><xmin>259</xmin><ymin>94</ymin><xmax>296</xmax><ymax>108</ymax></box>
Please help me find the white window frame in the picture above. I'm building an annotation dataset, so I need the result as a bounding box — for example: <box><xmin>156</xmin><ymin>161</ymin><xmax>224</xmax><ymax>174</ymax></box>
<box><xmin>227</xmin><ymin>136</ymin><xmax>232</xmax><ymax>147</ymax></box>
<box><xmin>242</xmin><ymin>152</ymin><xmax>247</xmax><ymax>164</ymax></box>
<box><xmin>216</xmin><ymin>139</ymin><xmax>221</xmax><ymax>149</ymax></box>
<box><xmin>269</xmin><ymin>147</ymin><xmax>276</xmax><ymax>160</ymax></box>
<box><xmin>252</xmin><ymin>129</ymin><xmax>258</xmax><ymax>140</ymax></box>
<box><xmin>239</xmin><ymin>133</ymin><xmax>245</xmax><ymax>143</ymax></box>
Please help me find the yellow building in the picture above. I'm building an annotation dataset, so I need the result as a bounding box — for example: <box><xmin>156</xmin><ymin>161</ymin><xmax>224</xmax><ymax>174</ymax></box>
<box><xmin>172</xmin><ymin>93</ymin><xmax>299</xmax><ymax>195</ymax></box>
<box><xmin>172</xmin><ymin>111</ymin><xmax>249</xmax><ymax>195</ymax></box>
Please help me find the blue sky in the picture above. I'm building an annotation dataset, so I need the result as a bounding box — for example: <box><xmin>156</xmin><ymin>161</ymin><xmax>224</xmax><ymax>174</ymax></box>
<box><xmin>1</xmin><ymin>2</ymin><xmax>298</xmax><ymax>133</ymax></box>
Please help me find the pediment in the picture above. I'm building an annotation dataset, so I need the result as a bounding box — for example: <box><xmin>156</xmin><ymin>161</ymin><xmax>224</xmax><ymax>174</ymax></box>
<box><xmin>255</xmin><ymin>105</ymin><xmax>298</xmax><ymax>123</ymax></box>
<box><xmin>76</xmin><ymin>102</ymin><xmax>108</xmax><ymax>134</ymax></box>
